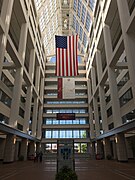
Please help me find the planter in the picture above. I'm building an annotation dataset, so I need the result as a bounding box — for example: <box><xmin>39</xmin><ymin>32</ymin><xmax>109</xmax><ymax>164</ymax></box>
<box><xmin>55</xmin><ymin>166</ymin><xmax>78</xmax><ymax>180</ymax></box>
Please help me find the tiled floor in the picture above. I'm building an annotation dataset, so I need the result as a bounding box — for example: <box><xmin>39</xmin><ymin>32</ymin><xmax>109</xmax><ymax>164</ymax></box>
<box><xmin>0</xmin><ymin>158</ymin><xmax>135</xmax><ymax>180</ymax></box>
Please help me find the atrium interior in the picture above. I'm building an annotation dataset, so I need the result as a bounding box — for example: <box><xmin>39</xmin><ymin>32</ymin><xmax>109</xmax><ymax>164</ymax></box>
<box><xmin>0</xmin><ymin>0</ymin><xmax>135</xmax><ymax>179</ymax></box>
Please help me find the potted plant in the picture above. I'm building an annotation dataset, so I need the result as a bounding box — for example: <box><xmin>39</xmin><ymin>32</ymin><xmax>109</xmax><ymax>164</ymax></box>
<box><xmin>18</xmin><ymin>155</ymin><xmax>24</xmax><ymax>161</ymax></box>
<box><xmin>55</xmin><ymin>166</ymin><xmax>78</xmax><ymax>180</ymax></box>
<box><xmin>106</xmin><ymin>154</ymin><xmax>112</xmax><ymax>160</ymax></box>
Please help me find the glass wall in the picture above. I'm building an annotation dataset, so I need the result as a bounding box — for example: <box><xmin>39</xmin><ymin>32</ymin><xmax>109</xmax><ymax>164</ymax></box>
<box><xmin>43</xmin><ymin>129</ymin><xmax>88</xmax><ymax>139</ymax></box>
<box><xmin>43</xmin><ymin>118</ymin><xmax>88</xmax><ymax>125</ymax></box>
<box><xmin>45</xmin><ymin>143</ymin><xmax>88</xmax><ymax>153</ymax></box>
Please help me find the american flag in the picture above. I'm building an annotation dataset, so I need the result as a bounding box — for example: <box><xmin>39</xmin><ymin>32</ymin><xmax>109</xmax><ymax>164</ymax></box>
<box><xmin>55</xmin><ymin>35</ymin><xmax>78</xmax><ymax>77</ymax></box>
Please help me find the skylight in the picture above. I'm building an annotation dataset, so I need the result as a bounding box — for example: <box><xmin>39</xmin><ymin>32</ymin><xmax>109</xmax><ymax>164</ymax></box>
<box><xmin>34</xmin><ymin>0</ymin><xmax>96</xmax><ymax>57</ymax></box>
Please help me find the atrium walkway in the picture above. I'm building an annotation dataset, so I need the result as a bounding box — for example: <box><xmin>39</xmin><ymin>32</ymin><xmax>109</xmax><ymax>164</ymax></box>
<box><xmin>0</xmin><ymin>158</ymin><xmax>135</xmax><ymax>180</ymax></box>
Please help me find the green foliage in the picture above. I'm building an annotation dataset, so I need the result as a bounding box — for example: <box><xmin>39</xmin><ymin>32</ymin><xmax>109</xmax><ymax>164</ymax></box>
<box><xmin>82</xmin><ymin>131</ymin><xmax>86</xmax><ymax>138</ymax></box>
<box><xmin>81</xmin><ymin>144</ymin><xmax>87</xmax><ymax>153</ymax></box>
<box><xmin>18</xmin><ymin>155</ymin><xmax>24</xmax><ymax>161</ymax></box>
<box><xmin>55</xmin><ymin>166</ymin><xmax>78</xmax><ymax>180</ymax></box>
<box><xmin>106</xmin><ymin>154</ymin><xmax>112</xmax><ymax>160</ymax></box>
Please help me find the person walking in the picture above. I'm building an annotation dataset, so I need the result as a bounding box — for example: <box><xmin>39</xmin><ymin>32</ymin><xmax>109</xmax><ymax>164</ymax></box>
<box><xmin>39</xmin><ymin>151</ymin><xmax>43</xmax><ymax>162</ymax></box>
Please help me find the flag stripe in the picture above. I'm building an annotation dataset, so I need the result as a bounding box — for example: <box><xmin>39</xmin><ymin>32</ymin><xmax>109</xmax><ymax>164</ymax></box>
<box><xmin>72</xmin><ymin>35</ymin><xmax>76</xmax><ymax>76</ymax></box>
<box><xmin>60</xmin><ymin>49</ymin><xmax>62</xmax><ymax>76</ymax></box>
<box><xmin>64</xmin><ymin>49</ymin><xmax>66</xmax><ymax>76</ymax></box>
<box><xmin>71</xmin><ymin>36</ymin><xmax>74</xmax><ymax>76</ymax></box>
<box><xmin>69</xmin><ymin>36</ymin><xmax>72</xmax><ymax>76</ymax></box>
<box><xmin>56</xmin><ymin>48</ymin><xmax>59</xmax><ymax>76</ymax></box>
<box><xmin>66</xmin><ymin>49</ymin><xmax>68</xmax><ymax>76</ymax></box>
<box><xmin>75</xmin><ymin>35</ymin><xmax>78</xmax><ymax>75</ymax></box>
<box><xmin>62</xmin><ymin>49</ymin><xmax>64</xmax><ymax>76</ymax></box>
<box><xmin>67</xmin><ymin>37</ymin><xmax>70</xmax><ymax>76</ymax></box>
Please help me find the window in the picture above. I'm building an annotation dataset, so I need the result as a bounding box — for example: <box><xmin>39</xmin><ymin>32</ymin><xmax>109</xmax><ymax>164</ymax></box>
<box><xmin>122</xmin><ymin>109</ymin><xmax>135</xmax><ymax>124</ymax></box>
<box><xmin>117</xmin><ymin>72</ymin><xmax>130</xmax><ymax>91</ymax></box>
<box><xmin>0</xmin><ymin>89</ymin><xmax>12</xmax><ymax>107</ymax></box>
<box><xmin>73</xmin><ymin>130</ymin><xmax>80</xmax><ymax>138</ymax></box>
<box><xmin>88</xmin><ymin>0</ymin><xmax>95</xmax><ymax>10</ymax></box>
<box><xmin>53</xmin><ymin>120</ymin><xmax>59</xmax><ymax>124</ymax></box>
<box><xmin>80</xmin><ymin>119</ymin><xmax>86</xmax><ymax>124</ymax></box>
<box><xmin>79</xmin><ymin>26</ymin><xmax>83</xmax><ymax>40</ymax></box>
<box><xmin>81</xmin><ymin>143</ymin><xmax>87</xmax><ymax>153</ymax></box>
<box><xmin>105</xmin><ymin>94</ymin><xmax>111</xmax><ymax>104</ymax></box>
<box><xmin>73</xmin><ymin>119</ymin><xmax>79</xmax><ymax>124</ymax></box>
<box><xmin>0</xmin><ymin>113</ymin><xmax>9</xmax><ymax>124</ymax></box>
<box><xmin>108</xmin><ymin>122</ymin><xmax>114</xmax><ymax>130</ymax></box>
<box><xmin>73</xmin><ymin>0</ymin><xmax>77</xmax><ymax>11</ymax></box>
<box><xmin>81</xmin><ymin>5</ymin><xmax>86</xmax><ymax>24</ymax></box>
<box><xmin>76</xmin><ymin>20</ymin><xmax>79</xmax><ymax>33</ymax></box>
<box><xmin>46</xmin><ymin>130</ymin><xmax>52</xmax><ymax>138</ymax></box>
<box><xmin>78</xmin><ymin>42</ymin><xmax>81</xmax><ymax>51</ymax></box>
<box><xmin>80</xmin><ymin>130</ymin><xmax>86</xmax><ymax>138</ymax></box>
<box><xmin>60</xmin><ymin>130</ymin><xmax>66</xmax><ymax>138</ymax></box>
<box><xmin>83</xmin><ymin>32</ymin><xmax>87</xmax><ymax>47</ymax></box>
<box><xmin>66</xmin><ymin>120</ymin><xmax>72</xmax><ymax>124</ymax></box>
<box><xmin>73</xmin><ymin>15</ymin><xmax>76</xmax><ymax>29</ymax></box>
<box><xmin>17</xmin><ymin>123</ymin><xmax>23</xmax><ymax>131</ymax></box>
<box><xmin>85</xmin><ymin>12</ymin><xmax>91</xmax><ymax>32</ymax></box>
<box><xmin>119</xmin><ymin>88</ymin><xmax>133</xmax><ymax>107</ymax></box>
<box><xmin>52</xmin><ymin>130</ymin><xmax>59</xmax><ymax>138</ymax></box>
<box><xmin>46</xmin><ymin>120</ymin><xmax>52</xmax><ymax>124</ymax></box>
<box><xmin>39</xmin><ymin>12</ymin><xmax>45</xmax><ymax>31</ymax></box>
<box><xmin>66</xmin><ymin>130</ymin><xmax>72</xmax><ymax>138</ymax></box>
<box><xmin>60</xmin><ymin>120</ymin><xmax>65</xmax><ymax>124</ymax></box>
<box><xmin>107</xmin><ymin>107</ymin><xmax>112</xmax><ymax>117</ymax></box>
<box><xmin>19</xmin><ymin>108</ymin><xmax>25</xmax><ymax>118</ymax></box>
<box><xmin>44</xmin><ymin>130</ymin><xmax>88</xmax><ymax>139</ymax></box>
<box><xmin>77</xmin><ymin>0</ymin><xmax>82</xmax><ymax>18</ymax></box>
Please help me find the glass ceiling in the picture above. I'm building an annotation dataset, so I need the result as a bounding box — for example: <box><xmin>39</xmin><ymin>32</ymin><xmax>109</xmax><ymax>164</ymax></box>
<box><xmin>34</xmin><ymin>0</ymin><xmax>96</xmax><ymax>57</ymax></box>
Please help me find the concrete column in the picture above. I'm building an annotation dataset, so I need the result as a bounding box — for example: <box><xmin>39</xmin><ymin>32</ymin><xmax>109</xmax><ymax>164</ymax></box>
<box><xmin>87</xmin><ymin>143</ymin><xmax>91</xmax><ymax>153</ymax></box>
<box><xmin>96</xmin><ymin>50</ymin><xmax>103</xmax><ymax>81</ymax></box>
<box><xmin>28</xmin><ymin>141</ymin><xmax>35</xmax><ymax>156</ymax></box>
<box><xmin>96</xmin><ymin>50</ymin><xmax>108</xmax><ymax>132</ymax></box>
<box><xmin>0</xmin><ymin>138</ymin><xmax>6</xmax><ymax>160</ymax></box>
<box><xmin>9</xmin><ymin>23</ymin><xmax>28</xmax><ymax>127</ymax></box>
<box><xmin>29</xmin><ymin>49</ymin><xmax>35</xmax><ymax>80</ymax></box>
<box><xmin>9</xmin><ymin>67</ymin><xmax>23</xmax><ymax>127</ymax></box>
<box><xmin>125</xmin><ymin>138</ymin><xmax>133</xmax><ymax>159</ymax></box>
<box><xmin>99</xmin><ymin>85</ymin><xmax>108</xmax><ymax>132</ymax></box>
<box><xmin>0</xmin><ymin>0</ymin><xmax>14</xmax><ymax>79</ymax></box>
<box><xmin>103</xmin><ymin>137</ymin><xmax>112</xmax><ymax>159</ymax></box>
<box><xmin>3</xmin><ymin>134</ymin><xmax>16</xmax><ymax>163</ymax></box>
<box><xmin>36</xmin><ymin>142</ymin><xmax>41</xmax><ymax>153</ymax></box>
<box><xmin>115</xmin><ymin>133</ymin><xmax>128</xmax><ymax>162</ymax></box>
<box><xmin>112</xmin><ymin>140</ymin><xmax>117</xmax><ymax>160</ymax></box>
<box><xmin>93</xmin><ymin>96</ymin><xmax>100</xmax><ymax>137</ymax></box>
<box><xmin>90</xmin><ymin>142</ymin><xmax>96</xmax><ymax>159</ymax></box>
<box><xmin>37</xmin><ymin>105</ymin><xmax>43</xmax><ymax>139</ymax></box>
<box><xmin>91</xmin><ymin>67</ymin><xmax>96</xmax><ymax>94</ymax></box>
<box><xmin>1</xmin><ymin>0</ymin><xmax>14</xmax><ymax>28</ymax></box>
<box><xmin>18</xmin><ymin>23</ymin><xmax>28</xmax><ymax>60</ymax></box>
<box><xmin>14</xmin><ymin>141</ymin><xmax>19</xmax><ymax>161</ymax></box>
<box><xmin>96</xmin><ymin>140</ymin><xmax>103</xmax><ymax>155</ymax></box>
<box><xmin>40</xmin><ymin>77</ymin><xmax>44</xmax><ymax>99</ymax></box>
<box><xmin>32</xmin><ymin>97</ymin><xmax>38</xmax><ymax>137</ymax></box>
<box><xmin>87</xmin><ymin>79</ymin><xmax>92</xmax><ymax>102</ymax></box>
<box><xmin>117</xmin><ymin>0</ymin><xmax>135</xmax><ymax>103</ymax></box>
<box><xmin>20</xmin><ymin>139</ymin><xmax>28</xmax><ymax>161</ymax></box>
<box><xmin>35</xmin><ymin>66</ymin><xmax>41</xmax><ymax>93</ymax></box>
<box><xmin>103</xmin><ymin>25</ymin><xmax>122</xmax><ymax>127</ymax></box>
<box><xmin>23</xmin><ymin>86</ymin><xmax>33</xmax><ymax>132</ymax></box>
<box><xmin>88</xmin><ymin>105</ymin><xmax>95</xmax><ymax>138</ymax></box>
